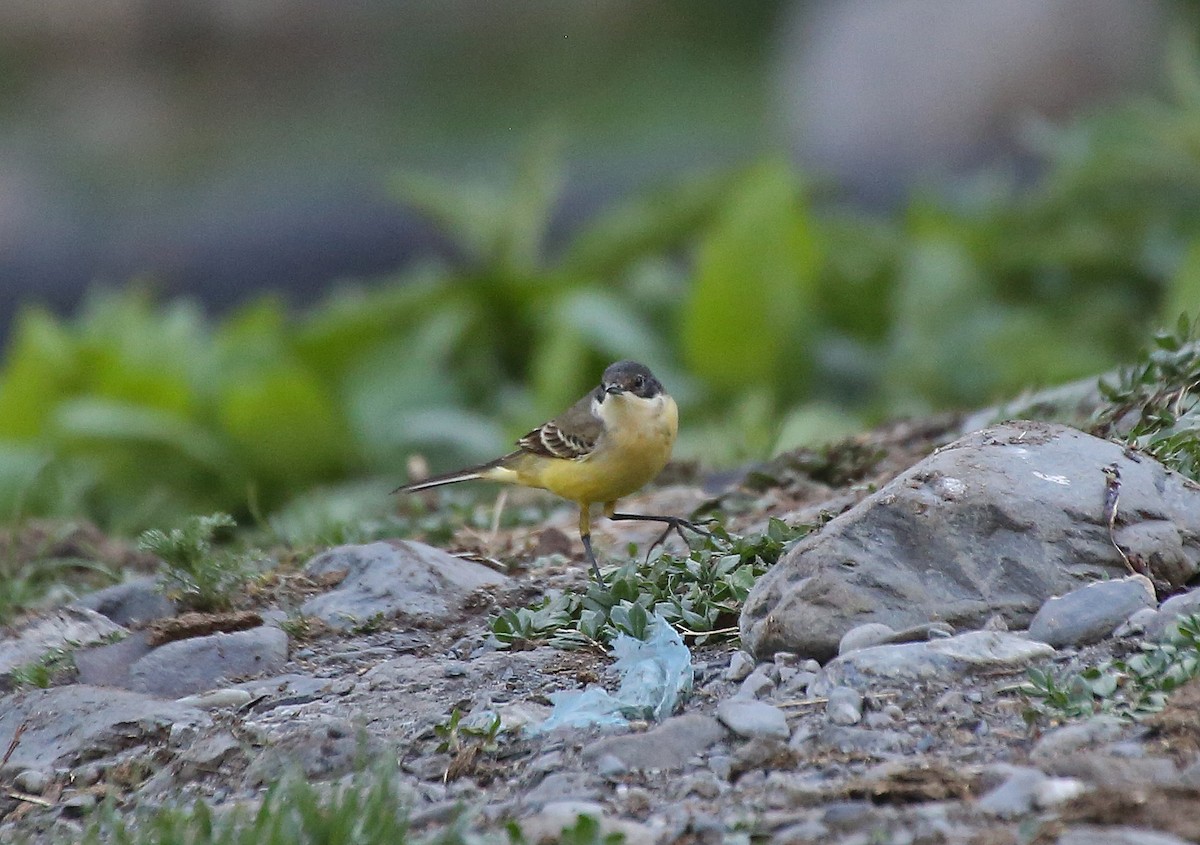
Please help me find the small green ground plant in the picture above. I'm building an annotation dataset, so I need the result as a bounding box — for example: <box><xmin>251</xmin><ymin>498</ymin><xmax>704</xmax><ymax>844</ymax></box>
<box><xmin>1020</xmin><ymin>612</ymin><xmax>1200</xmax><ymax>724</ymax></box>
<box><xmin>138</xmin><ymin>513</ymin><xmax>257</xmax><ymax>612</ymax></box>
<box><xmin>64</xmin><ymin>763</ymin><xmax>621</xmax><ymax>845</ymax></box>
<box><xmin>1092</xmin><ymin>313</ymin><xmax>1200</xmax><ymax>482</ymax></box>
<box><xmin>490</xmin><ymin>517</ymin><xmax>806</xmax><ymax>649</ymax></box>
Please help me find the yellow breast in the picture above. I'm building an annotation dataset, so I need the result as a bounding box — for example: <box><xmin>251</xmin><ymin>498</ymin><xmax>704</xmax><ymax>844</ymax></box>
<box><xmin>514</xmin><ymin>393</ymin><xmax>677</xmax><ymax>506</ymax></box>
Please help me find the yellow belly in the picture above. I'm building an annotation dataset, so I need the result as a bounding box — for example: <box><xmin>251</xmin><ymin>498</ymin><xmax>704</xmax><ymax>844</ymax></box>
<box><xmin>490</xmin><ymin>393</ymin><xmax>677</xmax><ymax>506</ymax></box>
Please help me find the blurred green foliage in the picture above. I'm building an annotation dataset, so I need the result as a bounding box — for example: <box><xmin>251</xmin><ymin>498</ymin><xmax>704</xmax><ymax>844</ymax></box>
<box><xmin>3</xmin><ymin>40</ymin><xmax>1200</xmax><ymax>534</ymax></box>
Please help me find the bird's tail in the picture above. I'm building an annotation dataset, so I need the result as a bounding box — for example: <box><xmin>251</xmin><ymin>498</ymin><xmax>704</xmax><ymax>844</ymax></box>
<box><xmin>392</xmin><ymin>455</ymin><xmax>512</xmax><ymax>495</ymax></box>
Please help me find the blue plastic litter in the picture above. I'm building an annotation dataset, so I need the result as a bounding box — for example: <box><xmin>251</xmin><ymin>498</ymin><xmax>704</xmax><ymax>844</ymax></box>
<box><xmin>536</xmin><ymin>613</ymin><xmax>693</xmax><ymax>732</ymax></box>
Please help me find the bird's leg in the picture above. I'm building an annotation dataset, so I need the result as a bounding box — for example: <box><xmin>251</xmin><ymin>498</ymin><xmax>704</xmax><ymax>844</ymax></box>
<box><xmin>579</xmin><ymin>505</ymin><xmax>605</xmax><ymax>584</ymax></box>
<box><xmin>606</xmin><ymin>504</ymin><xmax>711</xmax><ymax>555</ymax></box>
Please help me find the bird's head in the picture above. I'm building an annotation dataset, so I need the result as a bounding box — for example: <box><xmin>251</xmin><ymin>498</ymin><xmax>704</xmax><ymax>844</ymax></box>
<box><xmin>599</xmin><ymin>360</ymin><xmax>663</xmax><ymax>401</ymax></box>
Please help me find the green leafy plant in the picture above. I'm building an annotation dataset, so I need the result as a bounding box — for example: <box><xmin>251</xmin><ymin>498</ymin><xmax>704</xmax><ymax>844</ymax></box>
<box><xmin>1020</xmin><ymin>612</ymin><xmax>1200</xmax><ymax>724</ymax></box>
<box><xmin>434</xmin><ymin>709</ymin><xmax>504</xmax><ymax>756</ymax></box>
<box><xmin>490</xmin><ymin>517</ymin><xmax>808</xmax><ymax>650</ymax></box>
<box><xmin>506</xmin><ymin>814</ymin><xmax>625</xmax><ymax>845</ymax></box>
<box><xmin>138</xmin><ymin>512</ymin><xmax>256</xmax><ymax>612</ymax></box>
<box><xmin>1092</xmin><ymin>313</ymin><xmax>1200</xmax><ymax>481</ymax></box>
<box><xmin>71</xmin><ymin>764</ymin><xmax>459</xmax><ymax>845</ymax></box>
<box><xmin>7</xmin><ymin>645</ymin><xmax>76</xmax><ymax>689</ymax></box>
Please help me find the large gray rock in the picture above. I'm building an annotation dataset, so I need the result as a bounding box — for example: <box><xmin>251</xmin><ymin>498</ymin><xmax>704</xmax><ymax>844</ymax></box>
<box><xmin>0</xmin><ymin>607</ymin><xmax>126</xmax><ymax>676</ymax></box>
<box><xmin>0</xmin><ymin>686</ymin><xmax>209</xmax><ymax>774</ymax></box>
<box><xmin>301</xmin><ymin>541</ymin><xmax>509</xmax><ymax>629</ymax></box>
<box><xmin>128</xmin><ymin>626</ymin><xmax>289</xmax><ymax>697</ymax></box>
<box><xmin>741</xmin><ymin>422</ymin><xmax>1200</xmax><ymax>660</ymax></box>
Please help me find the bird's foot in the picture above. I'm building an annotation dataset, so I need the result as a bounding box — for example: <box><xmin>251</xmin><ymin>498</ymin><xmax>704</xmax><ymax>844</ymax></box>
<box><xmin>608</xmin><ymin>512</ymin><xmax>712</xmax><ymax>557</ymax></box>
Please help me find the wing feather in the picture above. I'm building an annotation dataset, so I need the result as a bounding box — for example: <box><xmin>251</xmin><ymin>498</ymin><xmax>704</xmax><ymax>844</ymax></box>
<box><xmin>516</xmin><ymin>390</ymin><xmax>602</xmax><ymax>460</ymax></box>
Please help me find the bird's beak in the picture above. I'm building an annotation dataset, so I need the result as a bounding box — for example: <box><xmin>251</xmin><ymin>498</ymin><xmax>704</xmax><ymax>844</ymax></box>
<box><xmin>604</xmin><ymin>384</ymin><xmax>623</xmax><ymax>395</ymax></box>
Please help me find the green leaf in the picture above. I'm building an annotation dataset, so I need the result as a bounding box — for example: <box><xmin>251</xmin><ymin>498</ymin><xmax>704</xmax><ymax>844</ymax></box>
<box><xmin>682</xmin><ymin>160</ymin><xmax>819</xmax><ymax>395</ymax></box>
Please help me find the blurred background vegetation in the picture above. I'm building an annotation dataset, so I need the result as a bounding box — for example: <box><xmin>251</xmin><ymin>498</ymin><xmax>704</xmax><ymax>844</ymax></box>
<box><xmin>0</xmin><ymin>0</ymin><xmax>1199</xmax><ymax>535</ymax></box>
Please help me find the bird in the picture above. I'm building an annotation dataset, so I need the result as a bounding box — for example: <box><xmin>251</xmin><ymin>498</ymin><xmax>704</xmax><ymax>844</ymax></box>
<box><xmin>394</xmin><ymin>360</ymin><xmax>697</xmax><ymax>581</ymax></box>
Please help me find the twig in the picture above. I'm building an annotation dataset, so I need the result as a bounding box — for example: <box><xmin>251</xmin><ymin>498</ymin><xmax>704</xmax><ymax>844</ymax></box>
<box><xmin>675</xmin><ymin>625</ymin><xmax>738</xmax><ymax>638</ymax></box>
<box><xmin>1102</xmin><ymin>462</ymin><xmax>1135</xmax><ymax>575</ymax></box>
<box><xmin>8</xmin><ymin>792</ymin><xmax>52</xmax><ymax>807</ymax></box>
<box><xmin>1</xmin><ymin>720</ymin><xmax>27</xmax><ymax>768</ymax></box>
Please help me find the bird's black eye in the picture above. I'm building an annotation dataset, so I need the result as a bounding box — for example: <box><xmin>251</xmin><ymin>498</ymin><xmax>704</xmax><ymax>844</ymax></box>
<box><xmin>633</xmin><ymin>375</ymin><xmax>645</xmax><ymax>391</ymax></box>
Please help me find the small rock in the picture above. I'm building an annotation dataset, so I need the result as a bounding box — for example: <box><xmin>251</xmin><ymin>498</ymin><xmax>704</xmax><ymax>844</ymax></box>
<box><xmin>680</xmin><ymin>770</ymin><xmax>725</xmax><ymax>799</ymax></box>
<box><xmin>825</xmin><ymin>686</ymin><xmax>863</xmax><ymax>725</ymax></box>
<box><xmin>72</xmin><ymin>576</ymin><xmax>174</xmax><ymax>626</ymax></box>
<box><xmin>838</xmin><ymin>623</ymin><xmax>895</xmax><ymax>655</ymax></box>
<box><xmin>1055</xmin><ymin>826</ymin><xmax>1191</xmax><ymax>845</ymax></box>
<box><xmin>301</xmin><ymin>541</ymin><xmax>508</xmax><ymax>629</ymax></box>
<box><xmin>815</xmin><ymin>725</ymin><xmax>911</xmax><ymax>756</ymax></box>
<box><xmin>582</xmin><ymin>713</ymin><xmax>726</xmax><ymax>771</ymax></box>
<box><xmin>520</xmin><ymin>773</ymin><xmax>601</xmax><ymax>810</ymax></box>
<box><xmin>864</xmin><ymin>711</ymin><xmax>896</xmax><ymax>729</ymax></box>
<box><xmin>708</xmin><ymin>754</ymin><xmax>733</xmax><ymax>781</ymax></box>
<box><xmin>737</xmin><ymin>667</ymin><xmax>775</xmax><ymax>699</ymax></box>
<box><xmin>1031</xmin><ymin>715</ymin><xmax>1128</xmax><ymax>762</ymax></box>
<box><xmin>594</xmin><ymin>754</ymin><xmax>627</xmax><ymax>778</ymax></box>
<box><xmin>61</xmin><ymin>792</ymin><xmax>96</xmax><ymax>817</ymax></box>
<box><xmin>12</xmin><ymin>769</ymin><xmax>51</xmax><ymax>795</ymax></box>
<box><xmin>779</xmin><ymin>670</ymin><xmax>816</xmax><ymax>696</ymax></box>
<box><xmin>176</xmin><ymin>689</ymin><xmax>253</xmax><ymax>709</ymax></box>
<box><xmin>724</xmin><ymin>651</ymin><xmax>756</xmax><ymax>681</ymax></box>
<box><xmin>976</xmin><ymin>765</ymin><xmax>1047</xmax><ymax>817</ymax></box>
<box><xmin>496</xmin><ymin>701</ymin><xmax>552</xmax><ymax>734</ymax></box>
<box><xmin>813</xmin><ymin>631</ymin><xmax>1055</xmax><ymax>693</ymax></box>
<box><xmin>934</xmin><ymin>690</ymin><xmax>971</xmax><ymax>717</ymax></box>
<box><xmin>1146</xmin><ymin>586</ymin><xmax>1200</xmax><ymax>640</ymax></box>
<box><xmin>773</xmin><ymin>651</ymin><xmax>799</xmax><ymax>666</ymax></box>
<box><xmin>716</xmin><ymin>699</ymin><xmax>790</xmax><ymax>740</ymax></box>
<box><xmin>129</xmin><ymin>626</ymin><xmax>289</xmax><ymax>698</ymax></box>
<box><xmin>1114</xmin><ymin>607</ymin><xmax>1161</xmax><ymax>638</ymax></box>
<box><xmin>774</xmin><ymin>819</ymin><xmax>831</xmax><ymax>844</ymax></box>
<box><xmin>1033</xmin><ymin>776</ymin><xmax>1088</xmax><ymax>808</ymax></box>
<box><xmin>732</xmin><ymin>737</ymin><xmax>793</xmax><ymax>774</ymax></box>
<box><xmin>178</xmin><ymin>732</ymin><xmax>246</xmax><ymax>780</ymax></box>
<box><xmin>1028</xmin><ymin>575</ymin><xmax>1156</xmax><ymax>648</ymax></box>
<box><xmin>517</xmin><ymin>801</ymin><xmax>655</xmax><ymax>845</ymax></box>
<box><xmin>1041</xmin><ymin>753</ymin><xmax>1182</xmax><ymax>788</ymax></box>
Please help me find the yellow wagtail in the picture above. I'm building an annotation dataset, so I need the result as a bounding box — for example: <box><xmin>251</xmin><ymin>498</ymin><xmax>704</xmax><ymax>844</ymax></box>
<box><xmin>395</xmin><ymin>360</ymin><xmax>699</xmax><ymax>581</ymax></box>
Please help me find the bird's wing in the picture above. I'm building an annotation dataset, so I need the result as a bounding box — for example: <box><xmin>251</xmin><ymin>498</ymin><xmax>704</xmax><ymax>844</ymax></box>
<box><xmin>516</xmin><ymin>391</ymin><xmax>602</xmax><ymax>460</ymax></box>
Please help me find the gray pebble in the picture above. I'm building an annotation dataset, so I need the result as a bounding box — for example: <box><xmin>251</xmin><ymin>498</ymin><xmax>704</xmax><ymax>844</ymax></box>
<box><xmin>838</xmin><ymin>623</ymin><xmax>896</xmax><ymax>655</ymax></box>
<box><xmin>825</xmin><ymin>686</ymin><xmax>863</xmax><ymax>726</ymax></box>
<box><xmin>724</xmin><ymin>651</ymin><xmax>756</xmax><ymax>682</ymax></box>
<box><xmin>708</xmin><ymin>754</ymin><xmax>733</xmax><ymax>781</ymax></box>
<box><xmin>716</xmin><ymin>699</ymin><xmax>790</xmax><ymax>740</ymax></box>
<box><xmin>13</xmin><ymin>769</ymin><xmax>51</xmax><ymax>795</ymax></box>
<box><xmin>737</xmin><ymin>667</ymin><xmax>775</xmax><ymax>699</ymax></box>
<box><xmin>1057</xmin><ymin>828</ymin><xmax>1193</xmax><ymax>845</ymax></box>
<box><xmin>1031</xmin><ymin>715</ymin><xmax>1128</xmax><ymax>761</ymax></box>
<box><xmin>977</xmin><ymin>765</ymin><xmax>1046</xmax><ymax>817</ymax></box>
<box><xmin>780</xmin><ymin>670</ymin><xmax>816</xmax><ymax>696</ymax></box>
<box><xmin>61</xmin><ymin>792</ymin><xmax>97</xmax><ymax>817</ymax></box>
<box><xmin>594</xmin><ymin>753</ymin><xmax>627</xmax><ymax>779</ymax></box>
